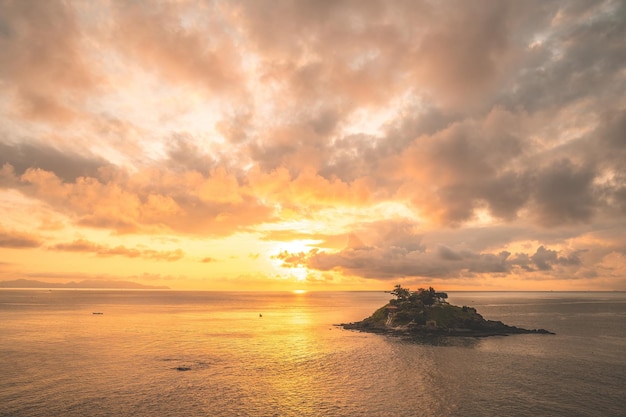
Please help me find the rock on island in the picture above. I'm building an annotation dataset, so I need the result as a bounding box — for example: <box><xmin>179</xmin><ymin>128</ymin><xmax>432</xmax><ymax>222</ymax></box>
<box><xmin>340</xmin><ymin>285</ymin><xmax>554</xmax><ymax>337</ymax></box>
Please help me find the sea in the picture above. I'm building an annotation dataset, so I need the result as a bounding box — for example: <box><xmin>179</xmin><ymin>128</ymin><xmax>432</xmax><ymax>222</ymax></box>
<box><xmin>0</xmin><ymin>290</ymin><xmax>624</xmax><ymax>417</ymax></box>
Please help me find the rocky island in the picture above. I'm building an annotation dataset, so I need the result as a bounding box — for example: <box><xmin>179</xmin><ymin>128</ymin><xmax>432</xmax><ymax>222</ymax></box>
<box><xmin>341</xmin><ymin>285</ymin><xmax>554</xmax><ymax>338</ymax></box>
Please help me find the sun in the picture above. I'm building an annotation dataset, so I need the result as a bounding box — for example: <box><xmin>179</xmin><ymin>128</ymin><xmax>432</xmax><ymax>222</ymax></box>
<box><xmin>270</xmin><ymin>239</ymin><xmax>318</xmax><ymax>282</ymax></box>
<box><xmin>290</xmin><ymin>267</ymin><xmax>308</xmax><ymax>281</ymax></box>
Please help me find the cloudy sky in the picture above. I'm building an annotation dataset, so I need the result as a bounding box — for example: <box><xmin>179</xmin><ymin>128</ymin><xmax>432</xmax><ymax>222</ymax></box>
<box><xmin>0</xmin><ymin>0</ymin><xmax>625</xmax><ymax>290</ymax></box>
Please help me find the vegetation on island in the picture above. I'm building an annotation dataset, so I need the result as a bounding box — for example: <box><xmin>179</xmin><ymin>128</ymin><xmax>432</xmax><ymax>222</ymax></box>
<box><xmin>342</xmin><ymin>285</ymin><xmax>554</xmax><ymax>337</ymax></box>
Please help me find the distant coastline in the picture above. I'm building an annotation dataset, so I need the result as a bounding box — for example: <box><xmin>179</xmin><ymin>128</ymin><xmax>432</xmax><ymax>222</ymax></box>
<box><xmin>0</xmin><ymin>279</ymin><xmax>169</xmax><ymax>290</ymax></box>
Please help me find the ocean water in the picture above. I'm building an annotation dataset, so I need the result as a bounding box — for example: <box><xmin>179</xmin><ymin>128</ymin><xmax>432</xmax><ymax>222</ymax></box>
<box><xmin>0</xmin><ymin>290</ymin><xmax>624</xmax><ymax>417</ymax></box>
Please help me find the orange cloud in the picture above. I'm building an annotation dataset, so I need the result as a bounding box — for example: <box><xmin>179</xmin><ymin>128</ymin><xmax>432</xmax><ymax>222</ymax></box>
<box><xmin>0</xmin><ymin>228</ymin><xmax>42</xmax><ymax>248</ymax></box>
<box><xmin>249</xmin><ymin>166</ymin><xmax>373</xmax><ymax>209</ymax></box>
<box><xmin>3</xmin><ymin>164</ymin><xmax>274</xmax><ymax>236</ymax></box>
<box><xmin>50</xmin><ymin>239</ymin><xmax>184</xmax><ymax>262</ymax></box>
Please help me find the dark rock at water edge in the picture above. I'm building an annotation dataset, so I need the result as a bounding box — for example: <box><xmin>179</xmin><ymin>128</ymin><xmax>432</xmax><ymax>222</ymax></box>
<box><xmin>339</xmin><ymin>320</ymin><xmax>554</xmax><ymax>338</ymax></box>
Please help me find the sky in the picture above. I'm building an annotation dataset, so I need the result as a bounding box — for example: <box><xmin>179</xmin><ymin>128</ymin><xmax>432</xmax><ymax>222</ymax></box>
<box><xmin>0</xmin><ymin>0</ymin><xmax>625</xmax><ymax>291</ymax></box>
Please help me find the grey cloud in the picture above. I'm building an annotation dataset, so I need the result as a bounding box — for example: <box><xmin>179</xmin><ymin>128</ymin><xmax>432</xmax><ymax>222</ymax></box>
<box><xmin>479</xmin><ymin>171</ymin><xmax>532</xmax><ymax>221</ymax></box>
<box><xmin>498</xmin><ymin>1</ymin><xmax>625</xmax><ymax>113</ymax></box>
<box><xmin>363</xmin><ymin>220</ymin><xmax>426</xmax><ymax>253</ymax></box>
<box><xmin>238</xmin><ymin>1</ymin><xmax>550</xmax><ymax>110</ymax></box>
<box><xmin>284</xmin><ymin>197</ymin><xmax>612</xmax><ymax>280</ymax></box>
<box><xmin>0</xmin><ymin>1</ymin><xmax>95</xmax><ymax>120</ymax></box>
<box><xmin>309</xmin><ymin>107</ymin><xmax>340</xmax><ymax>136</ymax></box>
<box><xmin>531</xmin><ymin>246</ymin><xmax>558</xmax><ymax>271</ymax></box>
<box><xmin>248</xmin><ymin>126</ymin><xmax>330</xmax><ymax>175</ymax></box>
<box><xmin>301</xmin><ymin>240</ymin><xmax>513</xmax><ymax>279</ymax></box>
<box><xmin>613</xmin><ymin>185</ymin><xmax>626</xmax><ymax>214</ymax></box>
<box><xmin>599</xmin><ymin>110</ymin><xmax>626</xmax><ymax>150</ymax></box>
<box><xmin>336</xmin><ymin>220</ymin><xmax>425</xmax><ymax>253</ymax></box>
<box><xmin>413</xmin><ymin>1</ymin><xmax>515</xmax><ymax>106</ymax></box>
<box><xmin>305</xmin><ymin>247</ymin><xmax>447</xmax><ymax>279</ymax></box>
<box><xmin>423</xmin><ymin>225</ymin><xmax>528</xmax><ymax>253</ymax></box>
<box><xmin>319</xmin><ymin>107</ymin><xmax>461</xmax><ymax>185</ymax></box>
<box><xmin>110</xmin><ymin>1</ymin><xmax>243</xmax><ymax>95</ymax></box>
<box><xmin>437</xmin><ymin>245</ymin><xmax>463</xmax><ymax>261</ymax></box>
<box><xmin>276</xmin><ymin>220</ymin><xmax>584</xmax><ymax>279</ymax></box>
<box><xmin>0</xmin><ymin>141</ymin><xmax>108</xmax><ymax>182</ymax></box>
<box><xmin>392</xmin><ymin>107</ymin><xmax>622</xmax><ymax>227</ymax></box>
<box><xmin>433</xmin><ymin>246</ymin><xmax>511</xmax><ymax>274</ymax></box>
<box><xmin>516</xmin><ymin>246</ymin><xmax>583</xmax><ymax>271</ymax></box>
<box><xmin>590</xmin><ymin>110</ymin><xmax>626</xmax><ymax>216</ymax></box>
<box><xmin>318</xmin><ymin>134</ymin><xmax>382</xmax><ymax>183</ymax></box>
<box><xmin>166</xmin><ymin>134</ymin><xmax>217</xmax><ymax>173</ymax></box>
<box><xmin>396</xmin><ymin>112</ymin><xmax>532</xmax><ymax>224</ymax></box>
<box><xmin>301</xmin><ymin>239</ymin><xmax>582</xmax><ymax>279</ymax></box>
<box><xmin>217</xmin><ymin>112</ymin><xmax>253</xmax><ymax>145</ymax></box>
<box><xmin>595</xmin><ymin>110</ymin><xmax>626</xmax><ymax>178</ymax></box>
<box><xmin>532</xmin><ymin>160</ymin><xmax>596</xmax><ymax>226</ymax></box>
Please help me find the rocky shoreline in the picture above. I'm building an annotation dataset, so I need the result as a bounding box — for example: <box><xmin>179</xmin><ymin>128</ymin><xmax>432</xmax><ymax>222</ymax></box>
<box><xmin>339</xmin><ymin>319</ymin><xmax>555</xmax><ymax>338</ymax></box>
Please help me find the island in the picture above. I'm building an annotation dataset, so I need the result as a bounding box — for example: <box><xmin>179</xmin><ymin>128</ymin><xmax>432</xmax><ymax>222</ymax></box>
<box><xmin>340</xmin><ymin>285</ymin><xmax>554</xmax><ymax>337</ymax></box>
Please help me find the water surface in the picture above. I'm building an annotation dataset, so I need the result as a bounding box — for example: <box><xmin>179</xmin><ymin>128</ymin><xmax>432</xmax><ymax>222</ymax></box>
<box><xmin>1</xmin><ymin>290</ymin><xmax>624</xmax><ymax>416</ymax></box>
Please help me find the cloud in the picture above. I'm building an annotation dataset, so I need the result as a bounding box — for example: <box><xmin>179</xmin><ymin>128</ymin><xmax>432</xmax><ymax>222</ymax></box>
<box><xmin>0</xmin><ymin>1</ymin><xmax>625</xmax><ymax>288</ymax></box>
<box><xmin>109</xmin><ymin>1</ymin><xmax>244</xmax><ymax>96</ymax></box>
<box><xmin>230</xmin><ymin>1</ymin><xmax>626</xmax><ymax>231</ymax></box>
<box><xmin>0</xmin><ymin>1</ymin><xmax>97</xmax><ymax>121</ymax></box>
<box><xmin>528</xmin><ymin>246</ymin><xmax>582</xmax><ymax>271</ymax></box>
<box><xmin>275</xmin><ymin>220</ymin><xmax>588</xmax><ymax>279</ymax></box>
<box><xmin>2</xmin><ymin>1</ymin><xmax>622</xmax><ymax>233</ymax></box>
<box><xmin>410</xmin><ymin>1</ymin><xmax>531</xmax><ymax>108</ymax></box>
<box><xmin>50</xmin><ymin>239</ymin><xmax>184</xmax><ymax>262</ymax></box>
<box><xmin>501</xmin><ymin>1</ymin><xmax>625</xmax><ymax>113</ymax></box>
<box><xmin>531</xmin><ymin>160</ymin><xmax>596</xmax><ymax>226</ymax></box>
<box><xmin>0</xmin><ymin>163</ymin><xmax>275</xmax><ymax>236</ymax></box>
<box><xmin>0</xmin><ymin>141</ymin><xmax>108</xmax><ymax>182</ymax></box>
<box><xmin>283</xmin><ymin>242</ymin><xmax>585</xmax><ymax>280</ymax></box>
<box><xmin>0</xmin><ymin>228</ymin><xmax>41</xmax><ymax>248</ymax></box>
<box><xmin>166</xmin><ymin>134</ymin><xmax>218</xmax><ymax>173</ymax></box>
<box><xmin>279</xmin><ymin>245</ymin><xmax>513</xmax><ymax>279</ymax></box>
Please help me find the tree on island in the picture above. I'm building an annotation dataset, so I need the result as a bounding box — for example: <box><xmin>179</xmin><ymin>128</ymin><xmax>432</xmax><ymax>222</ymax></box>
<box><xmin>390</xmin><ymin>285</ymin><xmax>448</xmax><ymax>306</ymax></box>
<box><xmin>390</xmin><ymin>284</ymin><xmax>411</xmax><ymax>301</ymax></box>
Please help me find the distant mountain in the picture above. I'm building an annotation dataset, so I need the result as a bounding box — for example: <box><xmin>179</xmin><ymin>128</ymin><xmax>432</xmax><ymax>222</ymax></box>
<box><xmin>0</xmin><ymin>279</ymin><xmax>169</xmax><ymax>289</ymax></box>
